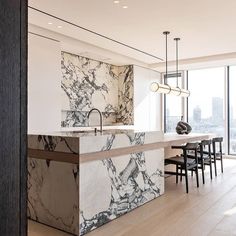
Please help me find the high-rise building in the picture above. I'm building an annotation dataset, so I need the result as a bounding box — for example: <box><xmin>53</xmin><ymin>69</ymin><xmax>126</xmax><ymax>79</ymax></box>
<box><xmin>212</xmin><ymin>97</ymin><xmax>223</xmax><ymax>122</ymax></box>
<box><xmin>193</xmin><ymin>106</ymin><xmax>201</xmax><ymax>122</ymax></box>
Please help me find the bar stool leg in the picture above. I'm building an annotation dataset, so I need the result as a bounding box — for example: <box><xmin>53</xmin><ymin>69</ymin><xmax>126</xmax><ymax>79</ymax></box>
<box><xmin>201</xmin><ymin>161</ymin><xmax>205</xmax><ymax>184</ymax></box>
<box><xmin>214</xmin><ymin>156</ymin><xmax>217</xmax><ymax>176</ymax></box>
<box><xmin>209</xmin><ymin>159</ymin><xmax>213</xmax><ymax>180</ymax></box>
<box><xmin>185</xmin><ymin>167</ymin><xmax>189</xmax><ymax>193</ymax></box>
<box><xmin>221</xmin><ymin>155</ymin><xmax>223</xmax><ymax>173</ymax></box>
<box><xmin>180</xmin><ymin>168</ymin><xmax>183</xmax><ymax>182</ymax></box>
<box><xmin>196</xmin><ymin>166</ymin><xmax>199</xmax><ymax>188</ymax></box>
<box><xmin>176</xmin><ymin>165</ymin><xmax>179</xmax><ymax>184</ymax></box>
<box><xmin>213</xmin><ymin>142</ymin><xmax>217</xmax><ymax>176</ymax></box>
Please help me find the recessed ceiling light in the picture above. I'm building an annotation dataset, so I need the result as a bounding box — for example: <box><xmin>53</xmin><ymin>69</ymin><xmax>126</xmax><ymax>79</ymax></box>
<box><xmin>48</xmin><ymin>22</ymin><xmax>53</xmax><ymax>25</ymax></box>
<box><xmin>123</xmin><ymin>5</ymin><xmax>128</xmax><ymax>9</ymax></box>
<box><xmin>57</xmin><ymin>25</ymin><xmax>62</xmax><ymax>28</ymax></box>
<box><xmin>113</xmin><ymin>0</ymin><xmax>119</xmax><ymax>3</ymax></box>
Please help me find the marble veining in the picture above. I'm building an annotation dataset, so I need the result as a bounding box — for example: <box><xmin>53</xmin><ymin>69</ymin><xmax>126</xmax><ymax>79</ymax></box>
<box><xmin>28</xmin><ymin>136</ymin><xmax>80</xmax><ymax>235</ymax></box>
<box><xmin>118</xmin><ymin>65</ymin><xmax>134</xmax><ymax>125</ymax></box>
<box><xmin>28</xmin><ymin>135</ymin><xmax>79</xmax><ymax>154</ymax></box>
<box><xmin>79</xmin><ymin>132</ymin><xmax>164</xmax><ymax>235</ymax></box>
<box><xmin>61</xmin><ymin>110</ymin><xmax>117</xmax><ymax>127</ymax></box>
<box><xmin>61</xmin><ymin>52</ymin><xmax>133</xmax><ymax>127</ymax></box>
<box><xmin>79</xmin><ymin>130</ymin><xmax>162</xmax><ymax>154</ymax></box>
<box><xmin>28</xmin><ymin>159</ymin><xmax>80</xmax><ymax>234</ymax></box>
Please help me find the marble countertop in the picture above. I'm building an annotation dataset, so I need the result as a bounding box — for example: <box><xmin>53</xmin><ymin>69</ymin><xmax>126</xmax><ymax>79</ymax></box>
<box><xmin>28</xmin><ymin>129</ymin><xmax>215</xmax><ymax>141</ymax></box>
<box><xmin>28</xmin><ymin>128</ymin><xmax>159</xmax><ymax>138</ymax></box>
<box><xmin>60</xmin><ymin>124</ymin><xmax>134</xmax><ymax>132</ymax></box>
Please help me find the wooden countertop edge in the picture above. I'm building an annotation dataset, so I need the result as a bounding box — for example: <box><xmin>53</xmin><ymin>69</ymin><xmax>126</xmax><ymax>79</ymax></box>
<box><xmin>28</xmin><ymin>148</ymin><xmax>79</xmax><ymax>164</ymax></box>
<box><xmin>80</xmin><ymin>134</ymin><xmax>213</xmax><ymax>163</ymax></box>
<box><xmin>79</xmin><ymin>142</ymin><xmax>165</xmax><ymax>163</ymax></box>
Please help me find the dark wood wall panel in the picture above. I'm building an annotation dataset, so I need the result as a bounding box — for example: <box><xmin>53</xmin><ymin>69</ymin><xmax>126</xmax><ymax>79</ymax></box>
<box><xmin>0</xmin><ymin>0</ymin><xmax>27</xmax><ymax>235</ymax></box>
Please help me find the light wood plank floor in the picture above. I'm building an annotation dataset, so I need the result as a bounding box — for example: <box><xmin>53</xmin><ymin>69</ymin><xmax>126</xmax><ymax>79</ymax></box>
<box><xmin>29</xmin><ymin>158</ymin><xmax>236</xmax><ymax>236</ymax></box>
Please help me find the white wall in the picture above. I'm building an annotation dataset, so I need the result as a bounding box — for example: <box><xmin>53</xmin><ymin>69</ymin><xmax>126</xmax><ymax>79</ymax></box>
<box><xmin>28</xmin><ymin>33</ymin><xmax>61</xmax><ymax>133</ymax></box>
<box><xmin>133</xmin><ymin>66</ymin><xmax>162</xmax><ymax>131</ymax></box>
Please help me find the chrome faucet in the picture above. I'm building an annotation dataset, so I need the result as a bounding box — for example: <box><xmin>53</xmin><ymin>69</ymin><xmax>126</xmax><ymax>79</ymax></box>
<box><xmin>87</xmin><ymin>108</ymin><xmax>103</xmax><ymax>133</ymax></box>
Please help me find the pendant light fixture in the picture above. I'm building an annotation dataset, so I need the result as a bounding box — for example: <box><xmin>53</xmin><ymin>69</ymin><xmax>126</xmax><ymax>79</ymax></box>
<box><xmin>171</xmin><ymin>38</ymin><xmax>181</xmax><ymax>96</ymax></box>
<box><xmin>150</xmin><ymin>31</ymin><xmax>190</xmax><ymax>97</ymax></box>
<box><xmin>150</xmin><ymin>31</ymin><xmax>171</xmax><ymax>94</ymax></box>
<box><xmin>168</xmin><ymin>34</ymin><xmax>182</xmax><ymax>96</ymax></box>
<box><xmin>181</xmin><ymin>89</ymin><xmax>190</xmax><ymax>97</ymax></box>
<box><xmin>174</xmin><ymin>37</ymin><xmax>190</xmax><ymax>97</ymax></box>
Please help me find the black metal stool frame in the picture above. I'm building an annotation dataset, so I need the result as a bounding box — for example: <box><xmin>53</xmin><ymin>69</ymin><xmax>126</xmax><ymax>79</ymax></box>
<box><xmin>189</xmin><ymin>140</ymin><xmax>213</xmax><ymax>184</ymax></box>
<box><xmin>165</xmin><ymin>142</ymin><xmax>200</xmax><ymax>193</ymax></box>
<box><xmin>212</xmin><ymin>137</ymin><xmax>223</xmax><ymax>176</ymax></box>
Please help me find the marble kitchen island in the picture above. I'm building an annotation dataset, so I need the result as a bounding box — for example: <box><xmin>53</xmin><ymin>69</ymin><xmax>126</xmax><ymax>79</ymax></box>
<box><xmin>28</xmin><ymin>130</ymin><xmax>213</xmax><ymax>235</ymax></box>
<box><xmin>28</xmin><ymin>129</ymin><xmax>165</xmax><ymax>236</ymax></box>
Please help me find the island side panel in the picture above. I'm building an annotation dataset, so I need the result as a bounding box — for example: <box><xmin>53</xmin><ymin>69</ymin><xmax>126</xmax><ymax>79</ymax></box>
<box><xmin>79</xmin><ymin>132</ymin><xmax>164</xmax><ymax>235</ymax></box>
<box><xmin>28</xmin><ymin>135</ymin><xmax>80</xmax><ymax>235</ymax></box>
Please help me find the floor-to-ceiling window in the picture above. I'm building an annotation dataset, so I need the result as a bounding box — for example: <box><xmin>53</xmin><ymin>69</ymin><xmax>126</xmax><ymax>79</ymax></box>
<box><xmin>229</xmin><ymin>66</ymin><xmax>236</xmax><ymax>154</ymax></box>
<box><xmin>163</xmin><ymin>65</ymin><xmax>236</xmax><ymax>155</ymax></box>
<box><xmin>165</xmin><ymin>73</ymin><xmax>184</xmax><ymax>133</ymax></box>
<box><xmin>188</xmin><ymin>67</ymin><xmax>225</xmax><ymax>150</ymax></box>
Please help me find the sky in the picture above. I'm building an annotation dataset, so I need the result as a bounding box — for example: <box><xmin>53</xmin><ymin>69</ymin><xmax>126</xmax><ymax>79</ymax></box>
<box><xmin>188</xmin><ymin>67</ymin><xmax>225</xmax><ymax>119</ymax></box>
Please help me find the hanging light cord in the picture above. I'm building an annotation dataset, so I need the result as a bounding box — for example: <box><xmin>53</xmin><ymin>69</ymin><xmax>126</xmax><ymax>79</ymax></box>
<box><xmin>174</xmin><ymin>38</ymin><xmax>180</xmax><ymax>87</ymax></box>
<box><xmin>163</xmin><ymin>31</ymin><xmax>170</xmax><ymax>84</ymax></box>
<box><xmin>165</xmin><ymin>33</ymin><xmax>167</xmax><ymax>83</ymax></box>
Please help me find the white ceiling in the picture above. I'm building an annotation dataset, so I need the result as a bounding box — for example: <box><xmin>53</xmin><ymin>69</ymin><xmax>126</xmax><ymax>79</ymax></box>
<box><xmin>28</xmin><ymin>0</ymin><xmax>236</xmax><ymax>68</ymax></box>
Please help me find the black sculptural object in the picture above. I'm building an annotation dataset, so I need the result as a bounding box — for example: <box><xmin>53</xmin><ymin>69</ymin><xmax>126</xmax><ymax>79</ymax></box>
<box><xmin>176</xmin><ymin>121</ymin><xmax>192</xmax><ymax>135</ymax></box>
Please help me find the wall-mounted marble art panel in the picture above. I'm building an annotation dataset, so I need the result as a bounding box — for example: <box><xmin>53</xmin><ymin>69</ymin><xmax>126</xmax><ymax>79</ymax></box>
<box><xmin>61</xmin><ymin>52</ymin><xmax>134</xmax><ymax>127</ymax></box>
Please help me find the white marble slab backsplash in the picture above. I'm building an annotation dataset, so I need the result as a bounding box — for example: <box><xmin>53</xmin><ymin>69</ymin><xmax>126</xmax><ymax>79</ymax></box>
<box><xmin>61</xmin><ymin>52</ymin><xmax>133</xmax><ymax>127</ymax></box>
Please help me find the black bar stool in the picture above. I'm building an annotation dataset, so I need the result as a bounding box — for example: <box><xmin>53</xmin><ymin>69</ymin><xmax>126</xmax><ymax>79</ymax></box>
<box><xmin>188</xmin><ymin>139</ymin><xmax>213</xmax><ymax>184</ymax></box>
<box><xmin>199</xmin><ymin>140</ymin><xmax>213</xmax><ymax>184</ymax></box>
<box><xmin>165</xmin><ymin>142</ymin><xmax>199</xmax><ymax>193</ymax></box>
<box><xmin>212</xmin><ymin>137</ymin><xmax>223</xmax><ymax>176</ymax></box>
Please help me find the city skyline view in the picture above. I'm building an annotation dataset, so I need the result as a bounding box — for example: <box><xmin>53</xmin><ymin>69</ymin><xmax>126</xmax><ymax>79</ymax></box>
<box><xmin>166</xmin><ymin>66</ymin><xmax>236</xmax><ymax>154</ymax></box>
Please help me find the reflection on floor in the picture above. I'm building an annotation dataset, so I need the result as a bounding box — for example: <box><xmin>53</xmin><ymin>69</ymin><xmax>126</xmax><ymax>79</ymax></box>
<box><xmin>29</xmin><ymin>158</ymin><xmax>236</xmax><ymax>236</ymax></box>
<box><xmin>28</xmin><ymin>220</ymin><xmax>72</xmax><ymax>236</ymax></box>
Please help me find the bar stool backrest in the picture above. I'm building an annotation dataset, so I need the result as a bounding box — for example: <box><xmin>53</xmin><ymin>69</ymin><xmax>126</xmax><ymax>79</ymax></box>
<box><xmin>184</xmin><ymin>142</ymin><xmax>199</xmax><ymax>151</ymax></box>
<box><xmin>212</xmin><ymin>137</ymin><xmax>223</xmax><ymax>154</ymax></box>
<box><xmin>201</xmin><ymin>139</ymin><xmax>212</xmax><ymax>146</ymax></box>
<box><xmin>212</xmin><ymin>137</ymin><xmax>223</xmax><ymax>143</ymax></box>
<box><xmin>200</xmin><ymin>139</ymin><xmax>212</xmax><ymax>156</ymax></box>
